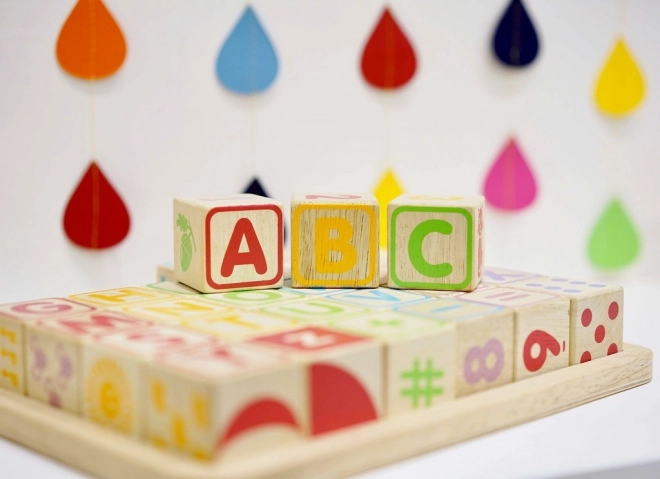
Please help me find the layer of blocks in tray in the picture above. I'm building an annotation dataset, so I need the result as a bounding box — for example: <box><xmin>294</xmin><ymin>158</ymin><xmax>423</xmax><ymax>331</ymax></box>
<box><xmin>0</xmin><ymin>193</ymin><xmax>624</xmax><ymax>462</ymax></box>
<box><xmin>0</xmin><ymin>269</ymin><xmax>623</xmax><ymax>462</ymax></box>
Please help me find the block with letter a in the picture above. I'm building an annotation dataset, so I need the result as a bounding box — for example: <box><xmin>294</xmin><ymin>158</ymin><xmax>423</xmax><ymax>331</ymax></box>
<box><xmin>291</xmin><ymin>194</ymin><xmax>379</xmax><ymax>288</ymax></box>
<box><xmin>173</xmin><ymin>195</ymin><xmax>284</xmax><ymax>293</ymax></box>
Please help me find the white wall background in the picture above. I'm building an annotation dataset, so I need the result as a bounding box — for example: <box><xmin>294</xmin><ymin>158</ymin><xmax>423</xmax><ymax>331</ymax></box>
<box><xmin>1</xmin><ymin>0</ymin><xmax>659</xmax><ymax>303</ymax></box>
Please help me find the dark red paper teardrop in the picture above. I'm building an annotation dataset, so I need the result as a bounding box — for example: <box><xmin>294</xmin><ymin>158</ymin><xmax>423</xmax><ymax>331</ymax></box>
<box><xmin>63</xmin><ymin>161</ymin><xmax>130</xmax><ymax>249</ymax></box>
<box><xmin>360</xmin><ymin>8</ymin><xmax>417</xmax><ymax>89</ymax></box>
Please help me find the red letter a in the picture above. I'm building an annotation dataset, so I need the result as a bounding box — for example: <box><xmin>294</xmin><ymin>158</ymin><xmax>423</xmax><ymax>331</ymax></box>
<box><xmin>221</xmin><ymin>218</ymin><xmax>267</xmax><ymax>277</ymax></box>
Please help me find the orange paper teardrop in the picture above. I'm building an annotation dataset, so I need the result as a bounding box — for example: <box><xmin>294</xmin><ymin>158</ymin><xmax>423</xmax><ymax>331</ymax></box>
<box><xmin>56</xmin><ymin>0</ymin><xmax>126</xmax><ymax>80</ymax></box>
<box><xmin>63</xmin><ymin>161</ymin><xmax>130</xmax><ymax>249</ymax></box>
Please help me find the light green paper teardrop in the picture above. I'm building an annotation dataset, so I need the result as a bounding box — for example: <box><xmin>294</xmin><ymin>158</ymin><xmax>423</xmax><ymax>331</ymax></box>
<box><xmin>588</xmin><ymin>198</ymin><xmax>640</xmax><ymax>270</ymax></box>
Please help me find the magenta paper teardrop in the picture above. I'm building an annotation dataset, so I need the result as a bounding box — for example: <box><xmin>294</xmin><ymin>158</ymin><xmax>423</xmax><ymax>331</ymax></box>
<box><xmin>483</xmin><ymin>138</ymin><xmax>537</xmax><ymax>211</ymax></box>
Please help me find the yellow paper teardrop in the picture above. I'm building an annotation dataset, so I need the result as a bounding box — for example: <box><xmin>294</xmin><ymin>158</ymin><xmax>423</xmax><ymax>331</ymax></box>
<box><xmin>594</xmin><ymin>38</ymin><xmax>645</xmax><ymax>116</ymax></box>
<box><xmin>374</xmin><ymin>169</ymin><xmax>404</xmax><ymax>249</ymax></box>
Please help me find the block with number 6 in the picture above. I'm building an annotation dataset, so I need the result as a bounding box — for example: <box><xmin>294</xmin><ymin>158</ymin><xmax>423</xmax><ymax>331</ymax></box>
<box><xmin>174</xmin><ymin>195</ymin><xmax>284</xmax><ymax>293</ymax></box>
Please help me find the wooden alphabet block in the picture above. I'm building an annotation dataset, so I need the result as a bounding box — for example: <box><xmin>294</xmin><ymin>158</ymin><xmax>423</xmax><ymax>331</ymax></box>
<box><xmin>115</xmin><ymin>297</ymin><xmax>232</xmax><ymax>325</ymax></box>
<box><xmin>396</xmin><ymin>297</ymin><xmax>513</xmax><ymax>396</ymax></box>
<box><xmin>480</xmin><ymin>266</ymin><xmax>540</xmax><ymax>285</ymax></box>
<box><xmin>0</xmin><ymin>298</ymin><xmax>94</xmax><ymax>394</ymax></box>
<box><xmin>249</xmin><ymin>326</ymin><xmax>383</xmax><ymax>435</ymax></box>
<box><xmin>146</xmin><ymin>281</ymin><xmax>202</xmax><ymax>296</ymax></box>
<box><xmin>181</xmin><ymin>311</ymin><xmax>301</xmax><ymax>341</ymax></box>
<box><xmin>174</xmin><ymin>195</ymin><xmax>284</xmax><ymax>293</ymax></box>
<box><xmin>204</xmin><ymin>288</ymin><xmax>306</xmax><ymax>310</ymax></box>
<box><xmin>500</xmin><ymin>275</ymin><xmax>624</xmax><ymax>365</ymax></box>
<box><xmin>147</xmin><ymin>343</ymin><xmax>306</xmax><ymax>460</ymax></box>
<box><xmin>291</xmin><ymin>194</ymin><xmax>379</xmax><ymax>288</ymax></box>
<box><xmin>329</xmin><ymin>312</ymin><xmax>456</xmax><ymax>416</ymax></box>
<box><xmin>388</xmin><ymin>195</ymin><xmax>484</xmax><ymax>291</ymax></box>
<box><xmin>324</xmin><ymin>288</ymin><xmax>431</xmax><ymax>310</ymax></box>
<box><xmin>82</xmin><ymin>325</ymin><xmax>215</xmax><ymax>437</ymax></box>
<box><xmin>259</xmin><ymin>298</ymin><xmax>369</xmax><ymax>325</ymax></box>
<box><xmin>69</xmin><ymin>287</ymin><xmax>173</xmax><ymax>308</ymax></box>
<box><xmin>454</xmin><ymin>286</ymin><xmax>570</xmax><ymax>380</ymax></box>
<box><xmin>156</xmin><ymin>264</ymin><xmax>176</xmax><ymax>282</ymax></box>
<box><xmin>25</xmin><ymin>311</ymin><xmax>152</xmax><ymax>413</ymax></box>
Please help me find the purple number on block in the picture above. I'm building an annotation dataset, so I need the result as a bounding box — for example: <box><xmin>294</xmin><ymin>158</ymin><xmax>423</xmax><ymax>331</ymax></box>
<box><xmin>463</xmin><ymin>338</ymin><xmax>505</xmax><ymax>385</ymax></box>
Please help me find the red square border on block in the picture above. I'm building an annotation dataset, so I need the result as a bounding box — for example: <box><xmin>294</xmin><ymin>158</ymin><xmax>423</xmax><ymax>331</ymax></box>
<box><xmin>205</xmin><ymin>204</ymin><xmax>283</xmax><ymax>290</ymax></box>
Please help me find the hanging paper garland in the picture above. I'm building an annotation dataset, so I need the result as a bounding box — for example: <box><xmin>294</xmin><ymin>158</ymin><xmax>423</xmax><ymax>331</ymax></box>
<box><xmin>588</xmin><ymin>197</ymin><xmax>640</xmax><ymax>270</ymax></box>
<box><xmin>243</xmin><ymin>177</ymin><xmax>287</xmax><ymax>242</ymax></box>
<box><xmin>216</xmin><ymin>6</ymin><xmax>278</xmax><ymax>94</ymax></box>
<box><xmin>361</xmin><ymin>8</ymin><xmax>416</xmax><ymax>89</ymax></box>
<box><xmin>483</xmin><ymin>137</ymin><xmax>537</xmax><ymax>211</ymax></box>
<box><xmin>56</xmin><ymin>0</ymin><xmax>126</xmax><ymax>79</ymax></box>
<box><xmin>361</xmin><ymin>7</ymin><xmax>416</xmax><ymax>248</ymax></box>
<box><xmin>63</xmin><ymin>162</ymin><xmax>130</xmax><ymax>249</ymax></box>
<box><xmin>492</xmin><ymin>0</ymin><xmax>539</xmax><ymax>67</ymax></box>
<box><xmin>594</xmin><ymin>38</ymin><xmax>645</xmax><ymax>116</ymax></box>
<box><xmin>373</xmin><ymin>169</ymin><xmax>404</xmax><ymax>249</ymax></box>
<box><xmin>57</xmin><ymin>0</ymin><xmax>130</xmax><ymax>249</ymax></box>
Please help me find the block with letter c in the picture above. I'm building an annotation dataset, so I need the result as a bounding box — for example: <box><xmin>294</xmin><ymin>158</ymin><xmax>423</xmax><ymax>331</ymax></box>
<box><xmin>388</xmin><ymin>194</ymin><xmax>484</xmax><ymax>291</ymax></box>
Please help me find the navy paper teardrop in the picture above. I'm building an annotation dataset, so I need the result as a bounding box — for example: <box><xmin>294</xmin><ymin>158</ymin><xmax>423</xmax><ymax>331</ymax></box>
<box><xmin>243</xmin><ymin>177</ymin><xmax>286</xmax><ymax>242</ymax></box>
<box><xmin>493</xmin><ymin>0</ymin><xmax>539</xmax><ymax>67</ymax></box>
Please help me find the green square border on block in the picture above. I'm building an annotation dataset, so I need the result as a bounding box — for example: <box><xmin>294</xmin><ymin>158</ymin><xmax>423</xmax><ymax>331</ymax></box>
<box><xmin>389</xmin><ymin>206</ymin><xmax>473</xmax><ymax>290</ymax></box>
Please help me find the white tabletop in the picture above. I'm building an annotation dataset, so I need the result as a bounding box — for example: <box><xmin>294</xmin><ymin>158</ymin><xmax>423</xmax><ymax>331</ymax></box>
<box><xmin>0</xmin><ymin>281</ymin><xmax>658</xmax><ymax>479</ymax></box>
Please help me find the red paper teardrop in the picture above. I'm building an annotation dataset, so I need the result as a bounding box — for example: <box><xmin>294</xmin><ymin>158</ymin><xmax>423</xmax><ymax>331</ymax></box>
<box><xmin>360</xmin><ymin>8</ymin><xmax>417</xmax><ymax>89</ymax></box>
<box><xmin>63</xmin><ymin>161</ymin><xmax>130</xmax><ymax>249</ymax></box>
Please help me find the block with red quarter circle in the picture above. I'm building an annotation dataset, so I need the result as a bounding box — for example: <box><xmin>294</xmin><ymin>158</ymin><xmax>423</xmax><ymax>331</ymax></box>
<box><xmin>0</xmin><ymin>298</ymin><xmax>95</xmax><ymax>394</ymax></box>
<box><xmin>147</xmin><ymin>343</ymin><xmax>306</xmax><ymax>461</ymax></box>
<box><xmin>174</xmin><ymin>195</ymin><xmax>284</xmax><ymax>293</ymax></box>
<box><xmin>25</xmin><ymin>311</ymin><xmax>153</xmax><ymax>414</ymax></box>
<box><xmin>248</xmin><ymin>325</ymin><xmax>382</xmax><ymax>435</ymax></box>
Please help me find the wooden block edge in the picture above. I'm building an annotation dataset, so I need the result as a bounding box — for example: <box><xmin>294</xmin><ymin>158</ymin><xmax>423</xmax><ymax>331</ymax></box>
<box><xmin>0</xmin><ymin>344</ymin><xmax>652</xmax><ymax>479</ymax></box>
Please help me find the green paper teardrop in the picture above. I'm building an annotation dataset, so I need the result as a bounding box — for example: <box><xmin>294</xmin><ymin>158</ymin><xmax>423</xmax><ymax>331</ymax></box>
<box><xmin>588</xmin><ymin>198</ymin><xmax>640</xmax><ymax>270</ymax></box>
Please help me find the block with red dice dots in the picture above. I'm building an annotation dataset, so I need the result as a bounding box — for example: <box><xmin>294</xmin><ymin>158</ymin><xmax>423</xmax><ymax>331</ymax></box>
<box><xmin>25</xmin><ymin>311</ymin><xmax>153</xmax><ymax>413</ymax></box>
<box><xmin>503</xmin><ymin>276</ymin><xmax>623</xmax><ymax>365</ymax></box>
<box><xmin>0</xmin><ymin>298</ymin><xmax>95</xmax><ymax>394</ymax></box>
<box><xmin>248</xmin><ymin>326</ymin><xmax>383</xmax><ymax>435</ymax></box>
<box><xmin>82</xmin><ymin>324</ymin><xmax>216</xmax><ymax>437</ymax></box>
<box><xmin>453</xmin><ymin>285</ymin><xmax>570</xmax><ymax>380</ymax></box>
<box><xmin>147</xmin><ymin>343</ymin><xmax>306</xmax><ymax>460</ymax></box>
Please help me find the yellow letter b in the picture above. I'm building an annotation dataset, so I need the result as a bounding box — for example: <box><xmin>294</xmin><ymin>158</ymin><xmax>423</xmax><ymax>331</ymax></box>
<box><xmin>314</xmin><ymin>217</ymin><xmax>357</xmax><ymax>274</ymax></box>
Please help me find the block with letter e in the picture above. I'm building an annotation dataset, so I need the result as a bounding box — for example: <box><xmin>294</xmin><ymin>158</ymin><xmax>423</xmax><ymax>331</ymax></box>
<box><xmin>174</xmin><ymin>195</ymin><xmax>284</xmax><ymax>293</ymax></box>
<box><xmin>388</xmin><ymin>195</ymin><xmax>484</xmax><ymax>292</ymax></box>
<box><xmin>291</xmin><ymin>194</ymin><xmax>379</xmax><ymax>288</ymax></box>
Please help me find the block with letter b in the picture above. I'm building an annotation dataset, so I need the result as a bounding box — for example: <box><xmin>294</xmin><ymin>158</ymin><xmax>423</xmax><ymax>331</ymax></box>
<box><xmin>291</xmin><ymin>194</ymin><xmax>379</xmax><ymax>288</ymax></box>
<box><xmin>174</xmin><ymin>195</ymin><xmax>284</xmax><ymax>293</ymax></box>
<box><xmin>388</xmin><ymin>195</ymin><xmax>484</xmax><ymax>292</ymax></box>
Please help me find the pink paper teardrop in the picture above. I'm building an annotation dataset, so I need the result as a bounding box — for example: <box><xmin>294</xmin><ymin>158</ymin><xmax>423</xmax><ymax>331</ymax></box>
<box><xmin>483</xmin><ymin>138</ymin><xmax>537</xmax><ymax>210</ymax></box>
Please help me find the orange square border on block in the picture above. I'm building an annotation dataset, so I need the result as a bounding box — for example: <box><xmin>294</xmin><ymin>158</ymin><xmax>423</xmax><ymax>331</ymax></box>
<box><xmin>292</xmin><ymin>204</ymin><xmax>378</xmax><ymax>288</ymax></box>
<box><xmin>205</xmin><ymin>204</ymin><xmax>283</xmax><ymax>290</ymax></box>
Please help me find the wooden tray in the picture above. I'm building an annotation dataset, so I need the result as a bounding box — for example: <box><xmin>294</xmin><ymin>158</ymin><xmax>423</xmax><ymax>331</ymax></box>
<box><xmin>0</xmin><ymin>344</ymin><xmax>652</xmax><ymax>479</ymax></box>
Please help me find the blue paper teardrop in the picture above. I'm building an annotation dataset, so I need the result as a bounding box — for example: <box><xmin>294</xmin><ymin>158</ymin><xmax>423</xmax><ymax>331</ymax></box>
<box><xmin>243</xmin><ymin>177</ymin><xmax>287</xmax><ymax>242</ymax></box>
<box><xmin>216</xmin><ymin>6</ymin><xmax>278</xmax><ymax>94</ymax></box>
<box><xmin>493</xmin><ymin>0</ymin><xmax>539</xmax><ymax>67</ymax></box>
